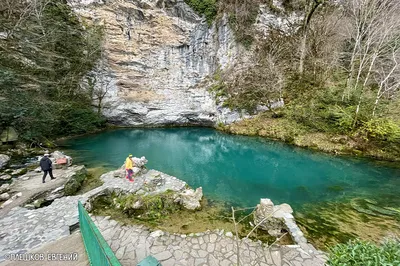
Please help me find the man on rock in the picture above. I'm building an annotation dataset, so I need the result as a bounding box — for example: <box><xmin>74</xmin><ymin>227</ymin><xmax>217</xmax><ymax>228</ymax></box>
<box><xmin>40</xmin><ymin>153</ymin><xmax>56</xmax><ymax>183</ymax></box>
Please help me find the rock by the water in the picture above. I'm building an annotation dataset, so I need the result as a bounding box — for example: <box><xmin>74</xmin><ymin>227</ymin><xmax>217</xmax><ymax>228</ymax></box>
<box><xmin>63</xmin><ymin>166</ymin><xmax>87</xmax><ymax>195</ymax></box>
<box><xmin>0</xmin><ymin>174</ymin><xmax>11</xmax><ymax>181</ymax></box>
<box><xmin>0</xmin><ymin>154</ymin><xmax>10</xmax><ymax>169</ymax></box>
<box><xmin>175</xmin><ymin>187</ymin><xmax>203</xmax><ymax>210</ymax></box>
<box><xmin>254</xmin><ymin>198</ymin><xmax>307</xmax><ymax>244</ymax></box>
<box><xmin>0</xmin><ymin>193</ymin><xmax>10</xmax><ymax>201</ymax></box>
<box><xmin>120</xmin><ymin>156</ymin><xmax>148</xmax><ymax>178</ymax></box>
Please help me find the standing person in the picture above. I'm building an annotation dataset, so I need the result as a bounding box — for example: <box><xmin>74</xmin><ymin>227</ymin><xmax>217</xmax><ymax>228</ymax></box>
<box><xmin>40</xmin><ymin>153</ymin><xmax>55</xmax><ymax>183</ymax></box>
<box><xmin>125</xmin><ymin>154</ymin><xmax>134</xmax><ymax>182</ymax></box>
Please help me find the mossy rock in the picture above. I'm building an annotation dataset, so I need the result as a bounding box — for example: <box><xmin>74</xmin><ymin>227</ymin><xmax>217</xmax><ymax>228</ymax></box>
<box><xmin>64</xmin><ymin>167</ymin><xmax>88</xmax><ymax>196</ymax></box>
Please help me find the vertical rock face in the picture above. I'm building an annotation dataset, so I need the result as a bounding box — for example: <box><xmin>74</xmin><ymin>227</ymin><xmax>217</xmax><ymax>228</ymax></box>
<box><xmin>68</xmin><ymin>0</ymin><xmax>243</xmax><ymax>126</ymax></box>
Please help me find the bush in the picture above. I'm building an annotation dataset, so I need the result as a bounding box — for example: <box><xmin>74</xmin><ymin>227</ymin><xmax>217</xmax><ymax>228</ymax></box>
<box><xmin>361</xmin><ymin>119</ymin><xmax>400</xmax><ymax>142</ymax></box>
<box><xmin>328</xmin><ymin>239</ymin><xmax>400</xmax><ymax>266</ymax></box>
<box><xmin>184</xmin><ymin>0</ymin><xmax>218</xmax><ymax>25</ymax></box>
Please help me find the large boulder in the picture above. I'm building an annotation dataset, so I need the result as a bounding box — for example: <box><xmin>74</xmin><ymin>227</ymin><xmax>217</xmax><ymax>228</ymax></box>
<box><xmin>119</xmin><ymin>156</ymin><xmax>148</xmax><ymax>178</ymax></box>
<box><xmin>174</xmin><ymin>187</ymin><xmax>203</xmax><ymax>210</ymax></box>
<box><xmin>253</xmin><ymin>198</ymin><xmax>294</xmax><ymax>237</ymax></box>
<box><xmin>0</xmin><ymin>184</ymin><xmax>10</xmax><ymax>194</ymax></box>
<box><xmin>0</xmin><ymin>174</ymin><xmax>11</xmax><ymax>181</ymax></box>
<box><xmin>0</xmin><ymin>154</ymin><xmax>10</xmax><ymax>169</ymax></box>
<box><xmin>0</xmin><ymin>193</ymin><xmax>10</xmax><ymax>201</ymax></box>
<box><xmin>64</xmin><ymin>166</ymin><xmax>87</xmax><ymax>195</ymax></box>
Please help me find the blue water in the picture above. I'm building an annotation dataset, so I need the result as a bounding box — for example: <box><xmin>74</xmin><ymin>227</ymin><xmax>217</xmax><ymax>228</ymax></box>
<box><xmin>61</xmin><ymin>128</ymin><xmax>400</xmax><ymax>209</ymax></box>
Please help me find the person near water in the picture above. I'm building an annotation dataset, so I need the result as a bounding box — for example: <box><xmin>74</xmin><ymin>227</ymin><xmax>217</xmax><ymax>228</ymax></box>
<box><xmin>40</xmin><ymin>153</ymin><xmax>56</xmax><ymax>183</ymax></box>
<box><xmin>125</xmin><ymin>154</ymin><xmax>134</xmax><ymax>182</ymax></box>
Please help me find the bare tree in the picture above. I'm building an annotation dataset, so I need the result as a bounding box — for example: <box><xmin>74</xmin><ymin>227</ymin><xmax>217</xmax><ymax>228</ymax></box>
<box><xmin>372</xmin><ymin>49</ymin><xmax>400</xmax><ymax>116</ymax></box>
<box><xmin>341</xmin><ymin>0</ymin><xmax>400</xmax><ymax>126</ymax></box>
<box><xmin>223</xmin><ymin>53</ymin><xmax>285</xmax><ymax>113</ymax></box>
<box><xmin>298</xmin><ymin>0</ymin><xmax>325</xmax><ymax>74</ymax></box>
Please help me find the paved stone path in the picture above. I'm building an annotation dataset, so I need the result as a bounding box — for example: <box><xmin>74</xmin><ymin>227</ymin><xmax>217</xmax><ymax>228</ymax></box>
<box><xmin>0</xmin><ymin>169</ymin><xmax>186</xmax><ymax>262</ymax></box>
<box><xmin>0</xmin><ymin>230</ymin><xmax>88</xmax><ymax>266</ymax></box>
<box><xmin>0</xmin><ymin>168</ymin><xmax>327</xmax><ymax>265</ymax></box>
<box><xmin>91</xmin><ymin>215</ymin><xmax>327</xmax><ymax>266</ymax></box>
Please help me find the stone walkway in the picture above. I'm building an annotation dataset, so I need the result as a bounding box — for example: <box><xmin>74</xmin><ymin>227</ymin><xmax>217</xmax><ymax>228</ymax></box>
<box><xmin>0</xmin><ymin>168</ymin><xmax>327</xmax><ymax>265</ymax></box>
<box><xmin>91</xmin><ymin>215</ymin><xmax>327</xmax><ymax>266</ymax></box>
<box><xmin>0</xmin><ymin>230</ymin><xmax>88</xmax><ymax>266</ymax></box>
<box><xmin>0</xmin><ymin>169</ymin><xmax>186</xmax><ymax>262</ymax></box>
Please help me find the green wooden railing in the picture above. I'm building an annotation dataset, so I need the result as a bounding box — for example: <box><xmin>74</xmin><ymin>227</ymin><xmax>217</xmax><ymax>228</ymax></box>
<box><xmin>78</xmin><ymin>201</ymin><xmax>122</xmax><ymax>266</ymax></box>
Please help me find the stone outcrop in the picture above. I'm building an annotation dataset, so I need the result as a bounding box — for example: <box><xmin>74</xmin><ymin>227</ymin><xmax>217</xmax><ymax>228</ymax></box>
<box><xmin>254</xmin><ymin>198</ymin><xmax>307</xmax><ymax>245</ymax></box>
<box><xmin>62</xmin><ymin>165</ymin><xmax>87</xmax><ymax>195</ymax></box>
<box><xmin>0</xmin><ymin>154</ymin><xmax>10</xmax><ymax>169</ymax></box>
<box><xmin>0</xmin><ymin>193</ymin><xmax>10</xmax><ymax>201</ymax></box>
<box><xmin>0</xmin><ymin>174</ymin><xmax>11</xmax><ymax>181</ymax></box>
<box><xmin>174</xmin><ymin>187</ymin><xmax>203</xmax><ymax>210</ymax></box>
<box><xmin>66</xmin><ymin>0</ymin><xmax>291</xmax><ymax>126</ymax></box>
<box><xmin>0</xmin><ymin>184</ymin><xmax>10</xmax><ymax>194</ymax></box>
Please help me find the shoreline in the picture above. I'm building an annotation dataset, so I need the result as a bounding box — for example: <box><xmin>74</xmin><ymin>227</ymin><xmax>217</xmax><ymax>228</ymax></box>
<box><xmin>55</xmin><ymin>124</ymin><xmax>400</xmax><ymax>166</ymax></box>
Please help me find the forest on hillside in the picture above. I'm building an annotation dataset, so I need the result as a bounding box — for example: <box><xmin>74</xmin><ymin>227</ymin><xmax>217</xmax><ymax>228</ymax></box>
<box><xmin>0</xmin><ymin>0</ymin><xmax>105</xmax><ymax>145</ymax></box>
<box><xmin>186</xmin><ymin>0</ymin><xmax>400</xmax><ymax>156</ymax></box>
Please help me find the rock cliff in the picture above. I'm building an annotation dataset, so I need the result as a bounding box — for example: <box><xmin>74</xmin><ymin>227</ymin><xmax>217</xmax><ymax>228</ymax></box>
<box><xmin>67</xmin><ymin>0</ymin><xmax>289</xmax><ymax>126</ymax></box>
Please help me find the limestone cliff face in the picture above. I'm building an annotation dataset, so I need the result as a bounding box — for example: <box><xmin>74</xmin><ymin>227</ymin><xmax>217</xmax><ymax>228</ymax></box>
<box><xmin>67</xmin><ymin>0</ymin><xmax>289</xmax><ymax>126</ymax></box>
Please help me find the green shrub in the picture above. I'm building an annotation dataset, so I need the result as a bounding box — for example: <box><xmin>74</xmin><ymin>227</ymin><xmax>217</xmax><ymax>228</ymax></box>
<box><xmin>115</xmin><ymin>191</ymin><xmax>181</xmax><ymax>225</ymax></box>
<box><xmin>184</xmin><ymin>0</ymin><xmax>218</xmax><ymax>25</ymax></box>
<box><xmin>361</xmin><ymin>119</ymin><xmax>400</xmax><ymax>142</ymax></box>
<box><xmin>328</xmin><ymin>239</ymin><xmax>400</xmax><ymax>266</ymax></box>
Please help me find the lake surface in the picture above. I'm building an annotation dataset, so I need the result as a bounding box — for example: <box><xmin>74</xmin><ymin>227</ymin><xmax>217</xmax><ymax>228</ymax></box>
<box><xmin>61</xmin><ymin>128</ymin><xmax>400</xmax><ymax>210</ymax></box>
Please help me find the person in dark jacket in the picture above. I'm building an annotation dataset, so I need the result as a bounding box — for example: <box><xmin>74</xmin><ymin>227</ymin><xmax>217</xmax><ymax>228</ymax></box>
<box><xmin>40</xmin><ymin>153</ymin><xmax>55</xmax><ymax>183</ymax></box>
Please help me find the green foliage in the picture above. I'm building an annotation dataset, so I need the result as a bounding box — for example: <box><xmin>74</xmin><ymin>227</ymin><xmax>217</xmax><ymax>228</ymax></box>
<box><xmin>328</xmin><ymin>239</ymin><xmax>400</xmax><ymax>266</ymax></box>
<box><xmin>115</xmin><ymin>191</ymin><xmax>181</xmax><ymax>225</ymax></box>
<box><xmin>361</xmin><ymin>119</ymin><xmax>400</xmax><ymax>142</ymax></box>
<box><xmin>184</xmin><ymin>0</ymin><xmax>218</xmax><ymax>25</ymax></box>
<box><xmin>0</xmin><ymin>0</ymin><xmax>105</xmax><ymax>143</ymax></box>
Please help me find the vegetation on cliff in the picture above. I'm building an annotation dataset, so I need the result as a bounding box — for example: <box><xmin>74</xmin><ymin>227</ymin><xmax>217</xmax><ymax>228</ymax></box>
<box><xmin>194</xmin><ymin>0</ymin><xmax>400</xmax><ymax>160</ymax></box>
<box><xmin>0</xmin><ymin>0</ymin><xmax>105</xmax><ymax>145</ymax></box>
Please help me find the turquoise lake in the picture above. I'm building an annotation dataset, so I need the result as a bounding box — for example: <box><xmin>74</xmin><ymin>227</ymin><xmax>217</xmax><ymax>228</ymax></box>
<box><xmin>61</xmin><ymin>128</ymin><xmax>400</xmax><ymax>210</ymax></box>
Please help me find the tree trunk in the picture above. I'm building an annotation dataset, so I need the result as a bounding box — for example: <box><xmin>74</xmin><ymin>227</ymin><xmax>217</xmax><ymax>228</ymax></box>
<box><xmin>298</xmin><ymin>0</ymin><xmax>322</xmax><ymax>75</ymax></box>
<box><xmin>352</xmin><ymin>87</ymin><xmax>364</xmax><ymax>128</ymax></box>
<box><xmin>298</xmin><ymin>31</ymin><xmax>307</xmax><ymax>75</ymax></box>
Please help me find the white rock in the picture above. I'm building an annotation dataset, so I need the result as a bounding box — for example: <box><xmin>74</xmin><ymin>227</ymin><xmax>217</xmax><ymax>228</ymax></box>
<box><xmin>0</xmin><ymin>154</ymin><xmax>10</xmax><ymax>169</ymax></box>
<box><xmin>225</xmin><ymin>232</ymin><xmax>233</xmax><ymax>238</ymax></box>
<box><xmin>1</xmin><ymin>199</ymin><xmax>13</xmax><ymax>207</ymax></box>
<box><xmin>175</xmin><ymin>187</ymin><xmax>203</xmax><ymax>210</ymax></box>
<box><xmin>0</xmin><ymin>174</ymin><xmax>11</xmax><ymax>181</ymax></box>
<box><xmin>0</xmin><ymin>183</ymin><xmax>10</xmax><ymax>194</ymax></box>
<box><xmin>150</xmin><ymin>230</ymin><xmax>164</xmax><ymax>238</ymax></box>
<box><xmin>0</xmin><ymin>193</ymin><xmax>10</xmax><ymax>201</ymax></box>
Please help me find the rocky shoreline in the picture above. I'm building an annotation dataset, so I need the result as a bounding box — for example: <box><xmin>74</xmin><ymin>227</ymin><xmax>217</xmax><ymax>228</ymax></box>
<box><xmin>0</xmin><ymin>153</ymin><xmax>326</xmax><ymax>265</ymax></box>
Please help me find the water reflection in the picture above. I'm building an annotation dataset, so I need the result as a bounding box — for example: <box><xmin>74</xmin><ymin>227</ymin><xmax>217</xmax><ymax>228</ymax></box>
<box><xmin>62</xmin><ymin>128</ymin><xmax>400</xmax><ymax>209</ymax></box>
